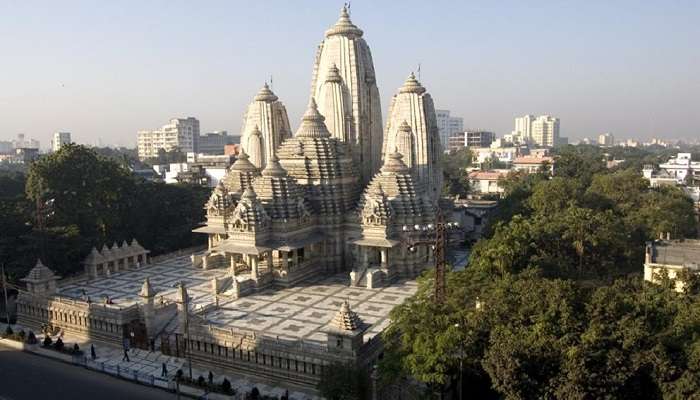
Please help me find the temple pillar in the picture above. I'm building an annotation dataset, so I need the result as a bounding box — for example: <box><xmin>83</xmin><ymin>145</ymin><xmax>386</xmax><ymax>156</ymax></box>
<box><xmin>202</xmin><ymin>256</ymin><xmax>209</xmax><ymax>270</ymax></box>
<box><xmin>281</xmin><ymin>251</ymin><xmax>288</xmax><ymax>272</ymax></box>
<box><xmin>251</xmin><ymin>255</ymin><xmax>259</xmax><ymax>280</ymax></box>
<box><xmin>229</xmin><ymin>254</ymin><xmax>237</xmax><ymax>276</ymax></box>
<box><xmin>267</xmin><ymin>251</ymin><xmax>273</xmax><ymax>271</ymax></box>
<box><xmin>208</xmin><ymin>235</ymin><xmax>213</xmax><ymax>249</ymax></box>
<box><xmin>380</xmin><ymin>248</ymin><xmax>388</xmax><ymax>269</ymax></box>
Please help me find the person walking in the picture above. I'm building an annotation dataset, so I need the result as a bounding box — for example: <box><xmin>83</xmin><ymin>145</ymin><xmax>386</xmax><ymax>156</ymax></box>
<box><xmin>122</xmin><ymin>348</ymin><xmax>130</xmax><ymax>362</ymax></box>
<box><xmin>161</xmin><ymin>362</ymin><xmax>168</xmax><ymax>377</ymax></box>
<box><xmin>90</xmin><ymin>344</ymin><xmax>96</xmax><ymax>360</ymax></box>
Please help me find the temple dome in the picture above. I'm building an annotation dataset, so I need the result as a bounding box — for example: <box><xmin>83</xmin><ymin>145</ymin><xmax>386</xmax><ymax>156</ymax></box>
<box><xmin>380</xmin><ymin>151</ymin><xmax>411</xmax><ymax>175</ymax></box>
<box><xmin>277</xmin><ymin>99</ymin><xmax>360</xmax><ymax>216</ymax></box>
<box><xmin>325</xmin><ymin>5</ymin><xmax>363</xmax><ymax>38</ymax></box>
<box><xmin>399</xmin><ymin>72</ymin><xmax>426</xmax><ymax>94</ymax></box>
<box><xmin>22</xmin><ymin>260</ymin><xmax>58</xmax><ymax>283</ymax></box>
<box><xmin>295</xmin><ymin>98</ymin><xmax>332</xmax><ymax>139</ymax></box>
<box><xmin>358</xmin><ymin>151</ymin><xmax>433</xmax><ymax>222</ymax></box>
<box><xmin>240</xmin><ymin>84</ymin><xmax>291</xmax><ymax>170</ymax></box>
<box><xmin>252</xmin><ymin>157</ymin><xmax>310</xmax><ymax>221</ymax></box>
<box><xmin>325</xmin><ymin>64</ymin><xmax>343</xmax><ymax>83</ymax></box>
<box><xmin>223</xmin><ymin>149</ymin><xmax>260</xmax><ymax>194</ymax></box>
<box><xmin>229</xmin><ymin>186</ymin><xmax>270</xmax><ymax>231</ymax></box>
<box><xmin>254</xmin><ymin>82</ymin><xmax>279</xmax><ymax>102</ymax></box>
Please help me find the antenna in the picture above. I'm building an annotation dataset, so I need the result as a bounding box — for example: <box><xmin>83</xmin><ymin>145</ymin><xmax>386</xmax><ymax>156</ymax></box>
<box><xmin>417</xmin><ymin>63</ymin><xmax>421</xmax><ymax>81</ymax></box>
<box><xmin>270</xmin><ymin>75</ymin><xmax>273</xmax><ymax>91</ymax></box>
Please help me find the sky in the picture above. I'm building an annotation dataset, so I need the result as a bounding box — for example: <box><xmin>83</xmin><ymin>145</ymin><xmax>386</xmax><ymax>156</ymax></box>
<box><xmin>0</xmin><ymin>0</ymin><xmax>698</xmax><ymax>148</ymax></box>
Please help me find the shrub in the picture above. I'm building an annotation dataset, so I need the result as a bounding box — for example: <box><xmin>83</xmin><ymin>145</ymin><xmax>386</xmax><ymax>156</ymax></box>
<box><xmin>73</xmin><ymin>343</ymin><xmax>80</xmax><ymax>353</ymax></box>
<box><xmin>176</xmin><ymin>369</ymin><xmax>183</xmax><ymax>380</ymax></box>
<box><xmin>250</xmin><ymin>387</ymin><xmax>260</xmax><ymax>400</ymax></box>
<box><xmin>221</xmin><ymin>378</ymin><xmax>233</xmax><ymax>395</ymax></box>
<box><xmin>43</xmin><ymin>335</ymin><xmax>53</xmax><ymax>347</ymax></box>
<box><xmin>26</xmin><ymin>331</ymin><xmax>37</xmax><ymax>344</ymax></box>
<box><xmin>197</xmin><ymin>375</ymin><xmax>206</xmax><ymax>387</ymax></box>
<box><xmin>54</xmin><ymin>337</ymin><xmax>64</xmax><ymax>351</ymax></box>
<box><xmin>18</xmin><ymin>330</ymin><xmax>25</xmax><ymax>340</ymax></box>
<box><xmin>4</xmin><ymin>325</ymin><xmax>13</xmax><ymax>337</ymax></box>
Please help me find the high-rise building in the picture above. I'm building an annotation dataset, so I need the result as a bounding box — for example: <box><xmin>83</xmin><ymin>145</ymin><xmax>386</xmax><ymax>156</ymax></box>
<box><xmin>0</xmin><ymin>141</ymin><xmax>12</xmax><ymax>154</ymax></box>
<box><xmin>446</xmin><ymin>131</ymin><xmax>495</xmax><ymax>152</ymax></box>
<box><xmin>436</xmin><ymin>109</ymin><xmax>464</xmax><ymax>151</ymax></box>
<box><xmin>12</xmin><ymin>133</ymin><xmax>40</xmax><ymax>150</ymax></box>
<box><xmin>198</xmin><ymin>131</ymin><xmax>236</xmax><ymax>155</ymax></box>
<box><xmin>52</xmin><ymin>132</ymin><xmax>71</xmax><ymax>152</ymax></box>
<box><xmin>513</xmin><ymin>115</ymin><xmax>559</xmax><ymax>147</ymax></box>
<box><xmin>137</xmin><ymin>117</ymin><xmax>200</xmax><ymax>160</ymax></box>
<box><xmin>598</xmin><ymin>133</ymin><xmax>615</xmax><ymax>147</ymax></box>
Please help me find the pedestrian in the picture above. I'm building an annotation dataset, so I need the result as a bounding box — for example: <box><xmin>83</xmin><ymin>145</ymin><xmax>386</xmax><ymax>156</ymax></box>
<box><xmin>161</xmin><ymin>362</ymin><xmax>168</xmax><ymax>377</ymax></box>
<box><xmin>208</xmin><ymin>370</ymin><xmax>213</xmax><ymax>385</ymax></box>
<box><xmin>122</xmin><ymin>348</ymin><xmax>130</xmax><ymax>362</ymax></box>
<box><xmin>90</xmin><ymin>344</ymin><xmax>96</xmax><ymax>360</ymax></box>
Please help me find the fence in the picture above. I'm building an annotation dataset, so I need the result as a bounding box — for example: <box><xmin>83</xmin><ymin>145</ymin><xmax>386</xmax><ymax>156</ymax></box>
<box><xmin>75</xmin><ymin>356</ymin><xmax>173</xmax><ymax>390</ymax></box>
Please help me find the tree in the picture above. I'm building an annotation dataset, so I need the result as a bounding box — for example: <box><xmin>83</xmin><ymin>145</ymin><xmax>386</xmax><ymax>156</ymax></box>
<box><xmin>317</xmin><ymin>362</ymin><xmax>370</xmax><ymax>400</ymax></box>
<box><xmin>441</xmin><ymin>148</ymin><xmax>472</xmax><ymax>197</ymax></box>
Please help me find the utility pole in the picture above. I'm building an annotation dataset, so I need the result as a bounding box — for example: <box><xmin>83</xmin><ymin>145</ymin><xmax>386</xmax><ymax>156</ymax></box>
<box><xmin>1</xmin><ymin>264</ymin><xmax>10</xmax><ymax>325</ymax></box>
<box><xmin>434</xmin><ymin>211</ymin><xmax>447</xmax><ymax>303</ymax></box>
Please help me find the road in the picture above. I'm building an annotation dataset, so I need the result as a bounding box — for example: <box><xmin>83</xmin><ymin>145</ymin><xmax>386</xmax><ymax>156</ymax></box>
<box><xmin>0</xmin><ymin>347</ymin><xmax>176</xmax><ymax>400</ymax></box>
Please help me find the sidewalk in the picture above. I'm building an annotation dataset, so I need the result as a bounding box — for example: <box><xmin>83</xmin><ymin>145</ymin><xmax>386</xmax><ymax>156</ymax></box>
<box><xmin>0</xmin><ymin>322</ymin><xmax>320</xmax><ymax>400</ymax></box>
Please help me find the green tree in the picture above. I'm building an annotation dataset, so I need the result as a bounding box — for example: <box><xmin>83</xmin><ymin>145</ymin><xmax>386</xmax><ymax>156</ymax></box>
<box><xmin>317</xmin><ymin>362</ymin><xmax>369</xmax><ymax>400</ymax></box>
<box><xmin>441</xmin><ymin>148</ymin><xmax>472</xmax><ymax>197</ymax></box>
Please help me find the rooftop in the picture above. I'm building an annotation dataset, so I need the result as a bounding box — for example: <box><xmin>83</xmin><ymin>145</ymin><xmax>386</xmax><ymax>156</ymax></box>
<box><xmin>650</xmin><ymin>239</ymin><xmax>700</xmax><ymax>267</ymax></box>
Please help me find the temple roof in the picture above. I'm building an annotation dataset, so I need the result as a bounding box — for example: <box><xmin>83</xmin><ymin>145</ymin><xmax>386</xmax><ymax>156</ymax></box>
<box><xmin>295</xmin><ymin>98</ymin><xmax>332</xmax><ymax>139</ymax></box>
<box><xmin>22</xmin><ymin>260</ymin><xmax>59</xmax><ymax>283</ymax></box>
<box><xmin>380</xmin><ymin>151</ymin><xmax>411</xmax><ymax>175</ymax></box>
<box><xmin>325</xmin><ymin>64</ymin><xmax>343</xmax><ymax>83</ymax></box>
<box><xmin>399</xmin><ymin>72</ymin><xmax>426</xmax><ymax>95</ymax></box>
<box><xmin>330</xmin><ymin>300</ymin><xmax>364</xmax><ymax>332</ymax></box>
<box><xmin>357</xmin><ymin>151</ymin><xmax>433</xmax><ymax>222</ymax></box>
<box><xmin>261</xmin><ymin>155</ymin><xmax>288</xmax><ymax>177</ymax></box>
<box><xmin>325</xmin><ymin>5</ymin><xmax>364</xmax><ymax>38</ymax></box>
<box><xmin>253</xmin><ymin>83</ymin><xmax>279</xmax><ymax>102</ymax></box>
<box><xmin>223</xmin><ymin>149</ymin><xmax>260</xmax><ymax>194</ymax></box>
<box><xmin>83</xmin><ymin>247</ymin><xmax>106</xmax><ymax>264</ymax></box>
<box><xmin>230</xmin><ymin>149</ymin><xmax>257</xmax><ymax>172</ymax></box>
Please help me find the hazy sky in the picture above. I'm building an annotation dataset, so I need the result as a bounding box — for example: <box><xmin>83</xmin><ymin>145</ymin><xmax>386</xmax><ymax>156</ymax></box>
<box><xmin>1</xmin><ymin>0</ymin><xmax>698</xmax><ymax>148</ymax></box>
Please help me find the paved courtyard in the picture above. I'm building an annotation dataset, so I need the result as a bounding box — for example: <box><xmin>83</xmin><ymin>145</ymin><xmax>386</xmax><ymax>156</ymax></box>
<box><xmin>207</xmin><ymin>274</ymin><xmax>418</xmax><ymax>346</ymax></box>
<box><xmin>58</xmin><ymin>255</ymin><xmax>227</xmax><ymax>310</ymax></box>
<box><xmin>56</xmin><ymin>253</ymin><xmax>418</xmax><ymax>356</ymax></box>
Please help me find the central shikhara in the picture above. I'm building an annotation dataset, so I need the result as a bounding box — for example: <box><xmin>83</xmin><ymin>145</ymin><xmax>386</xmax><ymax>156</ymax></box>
<box><xmin>197</xmin><ymin>6</ymin><xmax>443</xmax><ymax>294</ymax></box>
<box><xmin>16</xmin><ymin>7</ymin><xmax>446</xmax><ymax>393</ymax></box>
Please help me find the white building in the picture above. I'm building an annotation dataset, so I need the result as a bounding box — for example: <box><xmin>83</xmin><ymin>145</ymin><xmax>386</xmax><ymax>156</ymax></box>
<box><xmin>52</xmin><ymin>132</ymin><xmax>71</xmax><ymax>152</ymax></box>
<box><xmin>467</xmin><ymin>170</ymin><xmax>510</xmax><ymax>196</ymax></box>
<box><xmin>512</xmin><ymin>115</ymin><xmax>560</xmax><ymax>147</ymax></box>
<box><xmin>436</xmin><ymin>109</ymin><xmax>464</xmax><ymax>152</ymax></box>
<box><xmin>137</xmin><ymin>117</ymin><xmax>200</xmax><ymax>160</ymax></box>
<box><xmin>598</xmin><ymin>133</ymin><xmax>615</xmax><ymax>147</ymax></box>
<box><xmin>644</xmin><ymin>239</ymin><xmax>700</xmax><ymax>293</ymax></box>
<box><xmin>658</xmin><ymin>153</ymin><xmax>700</xmax><ymax>184</ymax></box>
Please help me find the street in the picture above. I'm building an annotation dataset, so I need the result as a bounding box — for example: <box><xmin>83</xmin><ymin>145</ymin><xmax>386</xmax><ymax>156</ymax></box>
<box><xmin>0</xmin><ymin>347</ymin><xmax>175</xmax><ymax>400</ymax></box>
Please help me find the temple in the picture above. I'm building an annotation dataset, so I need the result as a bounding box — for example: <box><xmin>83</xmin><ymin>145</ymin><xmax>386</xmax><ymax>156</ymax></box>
<box><xmin>15</xmin><ymin>6</ymin><xmax>445</xmax><ymax>394</ymax></box>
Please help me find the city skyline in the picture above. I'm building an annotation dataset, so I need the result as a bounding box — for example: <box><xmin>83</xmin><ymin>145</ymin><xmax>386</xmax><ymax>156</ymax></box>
<box><xmin>1</xmin><ymin>1</ymin><xmax>698</xmax><ymax>148</ymax></box>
